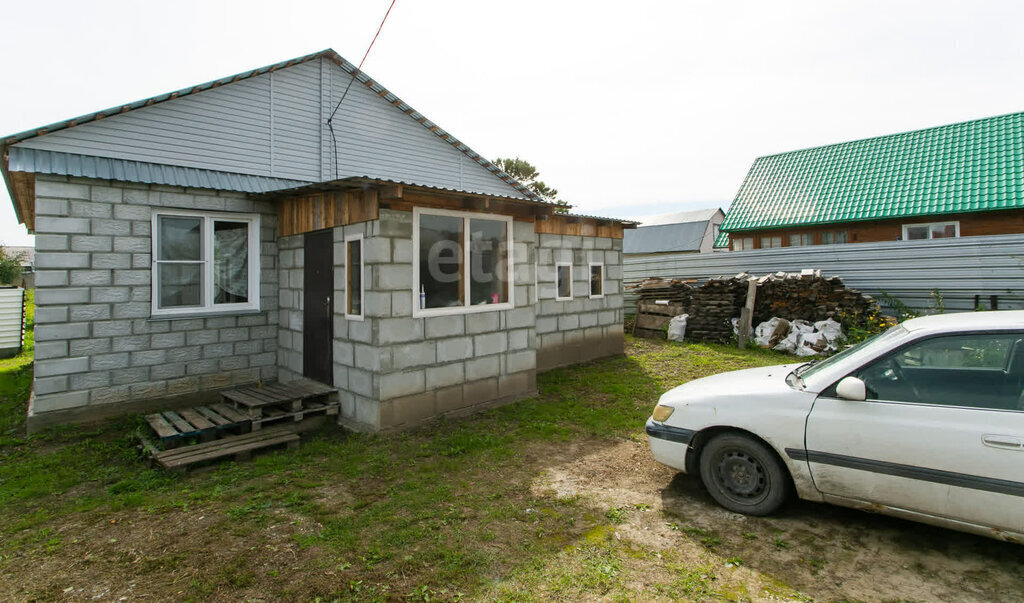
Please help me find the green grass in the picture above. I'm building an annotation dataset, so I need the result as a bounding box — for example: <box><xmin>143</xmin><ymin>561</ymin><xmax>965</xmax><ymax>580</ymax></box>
<box><xmin>0</xmin><ymin>303</ymin><xmax>792</xmax><ymax>599</ymax></box>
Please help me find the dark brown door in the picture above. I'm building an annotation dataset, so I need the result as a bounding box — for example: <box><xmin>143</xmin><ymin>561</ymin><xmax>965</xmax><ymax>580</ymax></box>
<box><xmin>303</xmin><ymin>230</ymin><xmax>333</xmax><ymax>384</ymax></box>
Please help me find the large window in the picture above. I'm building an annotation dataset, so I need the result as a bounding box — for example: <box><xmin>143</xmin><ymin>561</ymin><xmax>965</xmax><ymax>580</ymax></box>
<box><xmin>903</xmin><ymin>221</ymin><xmax>959</xmax><ymax>240</ymax></box>
<box><xmin>346</xmin><ymin>235</ymin><xmax>363</xmax><ymax>319</ymax></box>
<box><xmin>760</xmin><ymin>236</ymin><xmax>782</xmax><ymax>249</ymax></box>
<box><xmin>152</xmin><ymin>212</ymin><xmax>260</xmax><ymax>316</ymax></box>
<box><xmin>413</xmin><ymin>207</ymin><xmax>513</xmax><ymax>316</ymax></box>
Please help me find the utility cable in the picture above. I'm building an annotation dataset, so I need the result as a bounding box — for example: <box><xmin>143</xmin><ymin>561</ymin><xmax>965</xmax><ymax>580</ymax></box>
<box><xmin>327</xmin><ymin>0</ymin><xmax>398</xmax><ymax>180</ymax></box>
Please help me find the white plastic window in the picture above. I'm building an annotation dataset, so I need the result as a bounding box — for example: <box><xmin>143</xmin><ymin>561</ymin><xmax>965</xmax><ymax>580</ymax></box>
<box><xmin>412</xmin><ymin>207</ymin><xmax>513</xmax><ymax>316</ymax></box>
<box><xmin>151</xmin><ymin>211</ymin><xmax>260</xmax><ymax>317</ymax></box>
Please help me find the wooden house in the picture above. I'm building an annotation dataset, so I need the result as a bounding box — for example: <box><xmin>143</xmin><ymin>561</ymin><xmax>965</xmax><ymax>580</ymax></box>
<box><xmin>715</xmin><ymin>112</ymin><xmax>1024</xmax><ymax>250</ymax></box>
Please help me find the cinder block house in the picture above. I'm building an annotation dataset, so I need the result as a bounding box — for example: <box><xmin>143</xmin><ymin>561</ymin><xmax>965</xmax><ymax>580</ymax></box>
<box><xmin>2</xmin><ymin>49</ymin><xmax>634</xmax><ymax>432</ymax></box>
<box><xmin>716</xmin><ymin>111</ymin><xmax>1024</xmax><ymax>250</ymax></box>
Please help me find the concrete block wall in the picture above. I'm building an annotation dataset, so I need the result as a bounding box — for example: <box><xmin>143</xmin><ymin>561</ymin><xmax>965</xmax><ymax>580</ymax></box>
<box><xmin>29</xmin><ymin>175</ymin><xmax>278</xmax><ymax>426</ymax></box>
<box><xmin>535</xmin><ymin>233</ymin><xmax>625</xmax><ymax>371</ymax></box>
<box><xmin>371</xmin><ymin>210</ymin><xmax>538</xmax><ymax>431</ymax></box>
<box><xmin>276</xmin><ymin>232</ymin><xmax>304</xmax><ymax>383</ymax></box>
<box><xmin>275</xmin><ymin>220</ymin><xmax>381</xmax><ymax>431</ymax></box>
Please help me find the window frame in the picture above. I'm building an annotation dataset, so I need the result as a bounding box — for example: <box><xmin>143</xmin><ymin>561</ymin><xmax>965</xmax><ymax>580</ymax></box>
<box><xmin>788</xmin><ymin>233</ymin><xmax>813</xmax><ymax>247</ymax></box>
<box><xmin>821</xmin><ymin>230</ymin><xmax>848</xmax><ymax>245</ymax></box>
<box><xmin>760</xmin><ymin>235</ymin><xmax>783</xmax><ymax>249</ymax></box>
<box><xmin>847</xmin><ymin>330</ymin><xmax>1024</xmax><ymax>412</ymax></box>
<box><xmin>411</xmin><ymin>206</ymin><xmax>515</xmax><ymax>318</ymax></box>
<box><xmin>150</xmin><ymin>210</ymin><xmax>261</xmax><ymax>318</ymax></box>
<box><xmin>555</xmin><ymin>262</ymin><xmax>573</xmax><ymax>301</ymax></box>
<box><xmin>589</xmin><ymin>262</ymin><xmax>604</xmax><ymax>299</ymax></box>
<box><xmin>344</xmin><ymin>233</ymin><xmax>364</xmax><ymax>321</ymax></box>
<box><xmin>732</xmin><ymin>236</ymin><xmax>754</xmax><ymax>251</ymax></box>
<box><xmin>902</xmin><ymin>221</ymin><xmax>960</xmax><ymax>241</ymax></box>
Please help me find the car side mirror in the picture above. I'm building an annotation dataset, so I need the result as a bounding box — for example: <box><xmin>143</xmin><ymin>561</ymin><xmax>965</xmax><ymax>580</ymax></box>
<box><xmin>836</xmin><ymin>376</ymin><xmax>867</xmax><ymax>401</ymax></box>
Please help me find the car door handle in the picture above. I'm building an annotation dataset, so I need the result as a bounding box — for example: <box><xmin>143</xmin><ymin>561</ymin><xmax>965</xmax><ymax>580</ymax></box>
<box><xmin>982</xmin><ymin>434</ymin><xmax>1023</xmax><ymax>450</ymax></box>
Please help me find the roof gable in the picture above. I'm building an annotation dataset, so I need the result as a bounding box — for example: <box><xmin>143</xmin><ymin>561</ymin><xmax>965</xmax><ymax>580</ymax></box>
<box><xmin>721</xmin><ymin>111</ymin><xmax>1024</xmax><ymax>233</ymax></box>
<box><xmin>4</xmin><ymin>49</ymin><xmax>539</xmax><ymax>205</ymax></box>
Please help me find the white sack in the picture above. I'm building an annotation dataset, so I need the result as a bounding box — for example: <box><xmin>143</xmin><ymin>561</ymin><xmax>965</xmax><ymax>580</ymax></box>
<box><xmin>667</xmin><ymin>314</ymin><xmax>689</xmax><ymax>342</ymax></box>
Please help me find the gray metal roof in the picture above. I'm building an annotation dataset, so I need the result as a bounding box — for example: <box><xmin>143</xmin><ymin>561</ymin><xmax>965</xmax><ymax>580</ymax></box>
<box><xmin>623</xmin><ymin>220</ymin><xmax>709</xmax><ymax>254</ymax></box>
<box><xmin>1</xmin><ymin>49</ymin><xmax>546</xmax><ymax>205</ymax></box>
<box><xmin>639</xmin><ymin>208</ymin><xmax>722</xmax><ymax>227</ymax></box>
<box><xmin>9</xmin><ymin>147</ymin><xmax>311</xmax><ymax>193</ymax></box>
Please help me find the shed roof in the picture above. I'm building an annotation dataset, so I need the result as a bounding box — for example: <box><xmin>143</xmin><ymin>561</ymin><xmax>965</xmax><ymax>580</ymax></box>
<box><xmin>720</xmin><ymin>111</ymin><xmax>1024</xmax><ymax>234</ymax></box>
<box><xmin>623</xmin><ymin>220</ymin><xmax>709</xmax><ymax>254</ymax></box>
<box><xmin>638</xmin><ymin>207</ymin><xmax>722</xmax><ymax>227</ymax></box>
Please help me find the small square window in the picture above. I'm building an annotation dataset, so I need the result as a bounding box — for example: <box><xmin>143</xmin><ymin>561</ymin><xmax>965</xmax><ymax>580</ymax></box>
<box><xmin>556</xmin><ymin>262</ymin><xmax>573</xmax><ymax>301</ymax></box>
<box><xmin>589</xmin><ymin>263</ymin><xmax>604</xmax><ymax>298</ymax></box>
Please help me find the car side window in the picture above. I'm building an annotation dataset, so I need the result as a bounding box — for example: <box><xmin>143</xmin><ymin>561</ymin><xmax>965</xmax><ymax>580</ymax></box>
<box><xmin>856</xmin><ymin>333</ymin><xmax>1024</xmax><ymax>411</ymax></box>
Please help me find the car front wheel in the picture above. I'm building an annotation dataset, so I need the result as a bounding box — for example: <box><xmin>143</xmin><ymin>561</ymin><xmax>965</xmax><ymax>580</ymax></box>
<box><xmin>699</xmin><ymin>433</ymin><xmax>789</xmax><ymax>516</ymax></box>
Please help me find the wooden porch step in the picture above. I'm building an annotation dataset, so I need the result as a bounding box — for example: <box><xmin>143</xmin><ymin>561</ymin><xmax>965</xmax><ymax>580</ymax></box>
<box><xmin>144</xmin><ymin>403</ymin><xmax>251</xmax><ymax>448</ymax></box>
<box><xmin>153</xmin><ymin>427</ymin><xmax>300</xmax><ymax>470</ymax></box>
<box><xmin>221</xmin><ymin>378</ymin><xmax>339</xmax><ymax>430</ymax></box>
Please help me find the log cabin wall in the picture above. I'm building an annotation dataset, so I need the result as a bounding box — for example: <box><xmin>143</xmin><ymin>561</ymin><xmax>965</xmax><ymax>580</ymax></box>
<box><xmin>728</xmin><ymin>209</ymin><xmax>1024</xmax><ymax>249</ymax></box>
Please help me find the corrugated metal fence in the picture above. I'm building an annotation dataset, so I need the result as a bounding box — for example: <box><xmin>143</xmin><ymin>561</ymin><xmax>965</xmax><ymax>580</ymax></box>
<box><xmin>624</xmin><ymin>234</ymin><xmax>1024</xmax><ymax>314</ymax></box>
<box><xmin>0</xmin><ymin>288</ymin><xmax>25</xmax><ymax>358</ymax></box>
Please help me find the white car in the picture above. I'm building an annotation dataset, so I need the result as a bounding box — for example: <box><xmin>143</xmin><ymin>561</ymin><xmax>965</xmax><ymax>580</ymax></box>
<box><xmin>646</xmin><ymin>310</ymin><xmax>1024</xmax><ymax>543</ymax></box>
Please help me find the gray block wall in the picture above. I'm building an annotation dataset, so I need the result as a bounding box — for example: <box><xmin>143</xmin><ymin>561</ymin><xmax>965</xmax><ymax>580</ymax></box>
<box><xmin>276</xmin><ymin>219</ymin><xmax>380</xmax><ymax>430</ymax></box>
<box><xmin>535</xmin><ymin>233</ymin><xmax>625</xmax><ymax>371</ymax></box>
<box><xmin>373</xmin><ymin>210</ymin><xmax>537</xmax><ymax>431</ymax></box>
<box><xmin>275</xmin><ymin>209</ymin><xmax>538</xmax><ymax>432</ymax></box>
<box><xmin>29</xmin><ymin>175</ymin><xmax>278</xmax><ymax>425</ymax></box>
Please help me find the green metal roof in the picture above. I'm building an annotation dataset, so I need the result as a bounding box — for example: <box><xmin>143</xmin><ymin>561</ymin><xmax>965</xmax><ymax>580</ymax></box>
<box><xmin>720</xmin><ymin>111</ymin><xmax>1024</xmax><ymax>234</ymax></box>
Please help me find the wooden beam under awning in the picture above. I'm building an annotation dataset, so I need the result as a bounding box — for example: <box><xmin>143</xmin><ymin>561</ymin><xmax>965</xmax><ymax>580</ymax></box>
<box><xmin>7</xmin><ymin>171</ymin><xmax>35</xmax><ymax>232</ymax></box>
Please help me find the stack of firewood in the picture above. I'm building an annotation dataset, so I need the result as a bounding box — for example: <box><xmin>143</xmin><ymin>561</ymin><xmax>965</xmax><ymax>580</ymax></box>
<box><xmin>630</xmin><ymin>278</ymin><xmax>694</xmax><ymax>339</ymax></box>
<box><xmin>752</xmin><ymin>271</ymin><xmax>874</xmax><ymax>324</ymax></box>
<box><xmin>677</xmin><ymin>271</ymin><xmax>876</xmax><ymax>343</ymax></box>
<box><xmin>685</xmin><ymin>287</ymin><xmax>736</xmax><ymax>342</ymax></box>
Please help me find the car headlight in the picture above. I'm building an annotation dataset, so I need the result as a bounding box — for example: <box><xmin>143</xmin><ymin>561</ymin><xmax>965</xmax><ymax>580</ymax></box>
<box><xmin>652</xmin><ymin>404</ymin><xmax>675</xmax><ymax>422</ymax></box>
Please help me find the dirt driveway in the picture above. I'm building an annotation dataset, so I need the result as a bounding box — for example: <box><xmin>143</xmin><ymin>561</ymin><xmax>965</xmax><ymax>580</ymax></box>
<box><xmin>535</xmin><ymin>438</ymin><xmax>1024</xmax><ymax>603</ymax></box>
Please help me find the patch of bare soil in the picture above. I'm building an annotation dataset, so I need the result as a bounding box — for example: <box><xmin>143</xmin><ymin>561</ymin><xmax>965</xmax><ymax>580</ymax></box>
<box><xmin>533</xmin><ymin>438</ymin><xmax>1024</xmax><ymax>602</ymax></box>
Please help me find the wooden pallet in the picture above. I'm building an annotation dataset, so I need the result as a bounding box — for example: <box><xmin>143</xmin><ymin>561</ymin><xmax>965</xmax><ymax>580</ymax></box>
<box><xmin>145</xmin><ymin>403</ymin><xmax>250</xmax><ymax>448</ymax></box>
<box><xmin>143</xmin><ymin>426</ymin><xmax>300</xmax><ymax>471</ymax></box>
<box><xmin>221</xmin><ymin>379</ymin><xmax>338</xmax><ymax>430</ymax></box>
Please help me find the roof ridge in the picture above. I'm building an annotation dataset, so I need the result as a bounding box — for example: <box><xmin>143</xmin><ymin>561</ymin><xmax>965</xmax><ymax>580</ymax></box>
<box><xmin>755</xmin><ymin>109</ymin><xmax>1024</xmax><ymax>162</ymax></box>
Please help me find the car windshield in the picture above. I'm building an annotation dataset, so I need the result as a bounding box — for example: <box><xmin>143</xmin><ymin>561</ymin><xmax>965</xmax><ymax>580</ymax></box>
<box><xmin>797</xmin><ymin>323</ymin><xmax>909</xmax><ymax>381</ymax></box>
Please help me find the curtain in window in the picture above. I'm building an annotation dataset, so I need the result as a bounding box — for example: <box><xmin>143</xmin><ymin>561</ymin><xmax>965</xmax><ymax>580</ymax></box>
<box><xmin>214</xmin><ymin>221</ymin><xmax>249</xmax><ymax>304</ymax></box>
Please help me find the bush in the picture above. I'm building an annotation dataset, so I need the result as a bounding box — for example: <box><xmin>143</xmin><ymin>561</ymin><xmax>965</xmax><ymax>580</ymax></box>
<box><xmin>0</xmin><ymin>246</ymin><xmax>25</xmax><ymax>286</ymax></box>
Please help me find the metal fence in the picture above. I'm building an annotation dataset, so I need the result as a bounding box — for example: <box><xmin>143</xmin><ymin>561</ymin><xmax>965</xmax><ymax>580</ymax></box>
<box><xmin>624</xmin><ymin>234</ymin><xmax>1024</xmax><ymax>314</ymax></box>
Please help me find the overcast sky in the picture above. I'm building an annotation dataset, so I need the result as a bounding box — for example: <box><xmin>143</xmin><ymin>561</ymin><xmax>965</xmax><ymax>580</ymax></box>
<box><xmin>3</xmin><ymin>0</ymin><xmax>1024</xmax><ymax>246</ymax></box>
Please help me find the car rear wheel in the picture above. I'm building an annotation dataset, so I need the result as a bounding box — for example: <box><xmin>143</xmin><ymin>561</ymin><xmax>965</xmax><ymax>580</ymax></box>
<box><xmin>699</xmin><ymin>433</ymin><xmax>789</xmax><ymax>516</ymax></box>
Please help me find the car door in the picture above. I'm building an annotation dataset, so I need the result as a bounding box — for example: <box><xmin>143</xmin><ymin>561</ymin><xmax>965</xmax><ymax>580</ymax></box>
<box><xmin>804</xmin><ymin>331</ymin><xmax>1024</xmax><ymax>534</ymax></box>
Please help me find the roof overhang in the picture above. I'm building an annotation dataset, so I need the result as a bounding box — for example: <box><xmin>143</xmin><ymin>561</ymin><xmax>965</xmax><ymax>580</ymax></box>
<box><xmin>2</xmin><ymin>143</ymin><xmax>34</xmax><ymax>231</ymax></box>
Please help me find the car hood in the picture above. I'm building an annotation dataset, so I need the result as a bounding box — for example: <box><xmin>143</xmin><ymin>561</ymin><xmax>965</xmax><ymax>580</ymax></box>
<box><xmin>659</xmin><ymin>364</ymin><xmax>800</xmax><ymax>407</ymax></box>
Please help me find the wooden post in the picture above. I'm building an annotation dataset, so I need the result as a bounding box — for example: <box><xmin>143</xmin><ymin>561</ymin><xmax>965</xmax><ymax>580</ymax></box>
<box><xmin>737</xmin><ymin>278</ymin><xmax>757</xmax><ymax>349</ymax></box>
